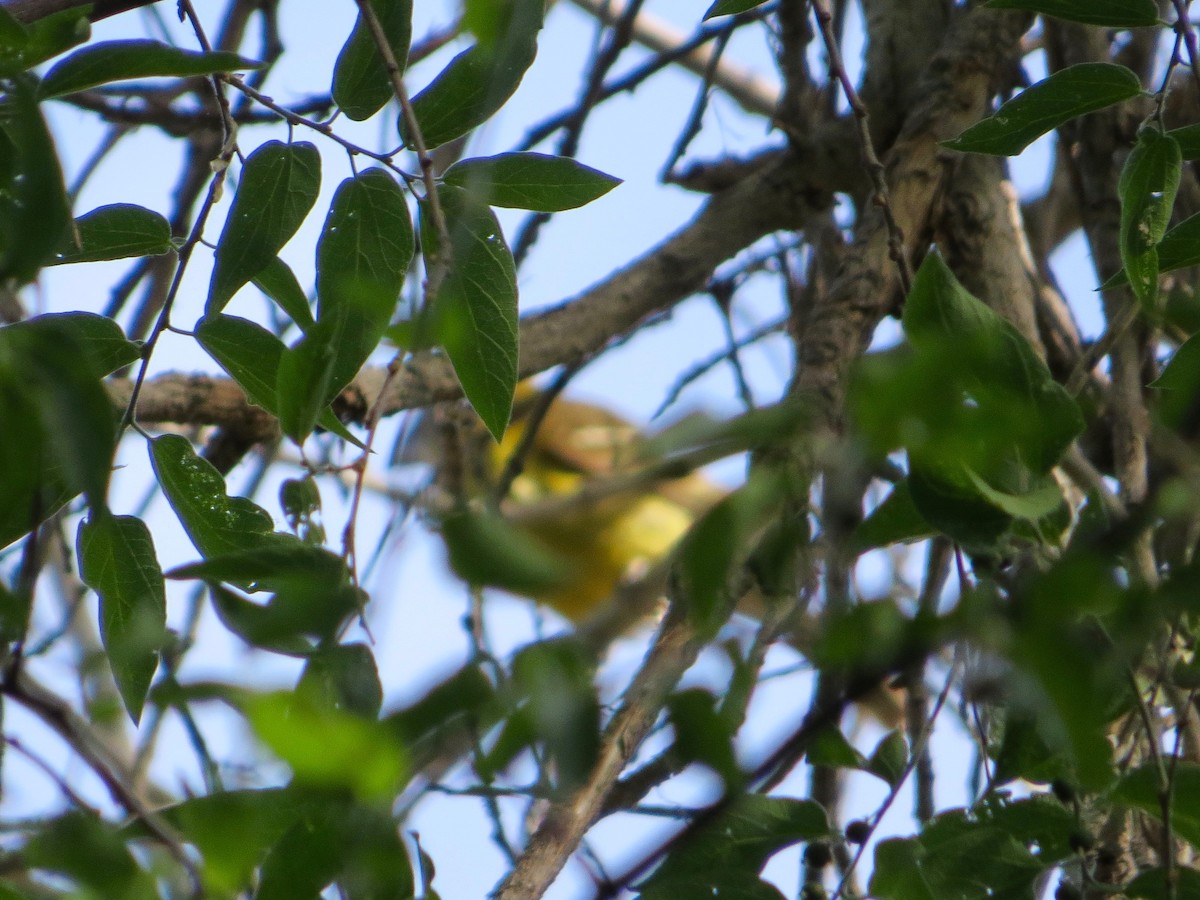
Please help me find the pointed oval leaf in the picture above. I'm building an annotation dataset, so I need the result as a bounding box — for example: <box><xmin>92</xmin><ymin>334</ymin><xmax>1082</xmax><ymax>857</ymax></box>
<box><xmin>331</xmin><ymin>0</ymin><xmax>412</xmax><ymax>121</ymax></box>
<box><xmin>251</xmin><ymin>255</ymin><xmax>314</xmax><ymax>331</ymax></box>
<box><xmin>196</xmin><ymin>313</ymin><xmax>285</xmax><ymax>413</ymax></box>
<box><xmin>984</xmin><ymin>0</ymin><xmax>1159</xmax><ymax>27</ymax></box>
<box><xmin>1119</xmin><ymin>129</ymin><xmax>1181</xmax><ymax>306</ymax></box>
<box><xmin>5</xmin><ymin>311</ymin><xmax>140</xmax><ymax>378</ymax></box>
<box><xmin>0</xmin><ymin>76</ymin><xmax>70</xmax><ymax>284</ymax></box>
<box><xmin>944</xmin><ymin>63</ymin><xmax>1143</xmax><ymax>156</ymax></box>
<box><xmin>149</xmin><ymin>434</ymin><xmax>276</xmax><ymax>558</ymax></box>
<box><xmin>703</xmin><ymin>0</ymin><xmax>770</xmax><ymax>19</ymax></box>
<box><xmin>421</xmin><ymin>185</ymin><xmax>517</xmax><ymax>440</ymax></box>
<box><xmin>443</xmin><ymin>152</ymin><xmax>621</xmax><ymax>211</ymax></box>
<box><xmin>40</xmin><ymin>39</ymin><xmax>261</xmax><ymax>99</ymax></box>
<box><xmin>276</xmin><ymin>321</ymin><xmax>338</xmax><ymax>444</ymax></box>
<box><xmin>207</xmin><ymin>584</ymin><xmax>315</xmax><ymax>656</ymax></box>
<box><xmin>78</xmin><ymin>514</ymin><xmax>166</xmax><ymax>724</ymax></box>
<box><xmin>297</xmin><ymin>643</ymin><xmax>383</xmax><ymax>718</ymax></box>
<box><xmin>315</xmin><ymin>168</ymin><xmax>412</xmax><ymax>397</ymax></box>
<box><xmin>52</xmin><ymin>203</ymin><xmax>172</xmax><ymax>265</ymax></box>
<box><xmin>403</xmin><ymin>0</ymin><xmax>543</xmax><ymax>149</ymax></box>
<box><xmin>207</xmin><ymin>141</ymin><xmax>321</xmax><ymax>314</ymax></box>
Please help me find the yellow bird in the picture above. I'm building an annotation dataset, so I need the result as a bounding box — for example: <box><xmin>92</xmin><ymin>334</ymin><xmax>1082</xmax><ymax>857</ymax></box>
<box><xmin>487</xmin><ymin>383</ymin><xmax>725</xmax><ymax>622</ymax></box>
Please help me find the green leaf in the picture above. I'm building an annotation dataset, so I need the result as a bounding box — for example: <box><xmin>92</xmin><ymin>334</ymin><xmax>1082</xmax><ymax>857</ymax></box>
<box><xmin>1169</xmin><ymin>123</ymin><xmax>1200</xmax><ymax>160</ymax></box>
<box><xmin>1152</xmin><ymin>332</ymin><xmax>1200</xmax><ymax>431</ymax></box>
<box><xmin>247</xmin><ymin>691</ymin><xmax>408</xmax><ymax>800</ymax></box>
<box><xmin>512</xmin><ymin>641</ymin><xmax>600</xmax><ymax>790</ymax></box>
<box><xmin>641</xmin><ymin>796</ymin><xmax>829</xmax><ymax>893</ymax></box>
<box><xmin>1112</xmin><ymin>762</ymin><xmax>1200</xmax><ymax>849</ymax></box>
<box><xmin>703</xmin><ymin>0</ymin><xmax>770</xmax><ymax>19</ymax></box>
<box><xmin>0</xmin><ymin>6</ymin><xmax>89</xmax><ymax>75</ymax></box>
<box><xmin>314</xmin><ymin>167</ymin><xmax>412</xmax><ymax>399</ymax></box>
<box><xmin>143</xmin><ymin>788</ymin><xmax>317</xmax><ymax>895</ymax></box>
<box><xmin>297</xmin><ymin>643</ymin><xmax>382</xmax><ymax>717</ymax></box>
<box><xmin>440</xmin><ymin>506</ymin><xmax>569</xmax><ymax>595</ymax></box>
<box><xmin>422</xmin><ymin>185</ymin><xmax>518</xmax><ymax>440</ymax></box>
<box><xmin>207</xmin><ymin>584</ymin><xmax>315</xmax><ymax>655</ymax></box>
<box><xmin>77</xmin><ymin>514</ymin><xmax>166</xmax><ymax>724</ymax></box>
<box><xmin>25</xmin><ymin>812</ymin><xmax>150</xmax><ymax>898</ymax></box>
<box><xmin>276</xmin><ymin>320</ymin><xmax>338</xmax><ymax>444</ymax></box>
<box><xmin>805</xmin><ymin>726</ymin><xmax>868</xmax><ymax>771</ymax></box>
<box><xmin>52</xmin><ymin>203</ymin><xmax>172</xmax><ymax>265</ymax></box>
<box><xmin>1105</xmin><ymin>210</ymin><xmax>1200</xmax><ymax>288</ymax></box>
<box><xmin>680</xmin><ymin>469</ymin><xmax>787</xmax><ymax>638</ymax></box>
<box><xmin>1119</xmin><ymin>129</ymin><xmax>1181</xmax><ymax>307</ymax></box>
<box><xmin>149</xmin><ymin>434</ymin><xmax>275</xmax><ymax>558</ymax></box>
<box><xmin>443</xmin><ymin>152</ymin><xmax>621</xmax><ymax>211</ymax></box>
<box><xmin>984</xmin><ymin>0</ymin><xmax>1159</xmax><ymax>27</ymax></box>
<box><xmin>0</xmin><ymin>314</ymin><xmax>135</xmax><ymax>548</ymax></box>
<box><xmin>867</xmin><ymin>730</ymin><xmax>908</xmax><ymax>789</ymax></box>
<box><xmin>944</xmin><ymin>63</ymin><xmax>1142</xmax><ymax>156</ymax></box>
<box><xmin>196</xmin><ymin>314</ymin><xmax>362</xmax><ymax>447</ymax></box>
<box><xmin>40</xmin><ymin>39</ymin><xmax>260</xmax><ymax>98</ymax></box>
<box><xmin>251</xmin><ymin>255</ymin><xmax>314</xmax><ymax>331</ymax></box>
<box><xmin>0</xmin><ymin>76</ymin><xmax>70</xmax><ymax>284</ymax></box>
<box><xmin>667</xmin><ymin>688</ymin><xmax>738</xmax><ymax>786</ymax></box>
<box><xmin>207</xmin><ymin>141</ymin><xmax>321</xmax><ymax>314</ymax></box>
<box><xmin>254</xmin><ymin>799</ymin><xmax>414</xmax><ymax>900</ymax></box>
<box><xmin>404</xmin><ymin>0</ymin><xmax>543</xmax><ymax>149</ymax></box>
<box><xmin>1125</xmin><ymin>866</ymin><xmax>1200</xmax><ymax>899</ymax></box>
<box><xmin>331</xmin><ymin>0</ymin><xmax>412</xmax><ymax>121</ymax></box>
<box><xmin>851</xmin><ymin>481</ymin><xmax>936</xmax><ymax>552</ymax></box>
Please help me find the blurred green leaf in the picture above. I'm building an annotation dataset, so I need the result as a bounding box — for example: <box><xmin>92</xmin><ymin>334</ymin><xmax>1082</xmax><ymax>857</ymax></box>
<box><xmin>40</xmin><ymin>39</ymin><xmax>260</xmax><ymax>98</ymax></box>
<box><xmin>0</xmin><ymin>6</ymin><xmax>89</xmax><ymax>75</ymax></box>
<box><xmin>385</xmin><ymin>664</ymin><xmax>496</xmax><ymax>761</ymax></box>
<box><xmin>332</xmin><ymin>0</ymin><xmax>412</xmax><ymax>121</ymax></box>
<box><xmin>421</xmin><ymin>185</ymin><xmax>518</xmax><ymax>440</ymax></box>
<box><xmin>1169</xmin><ymin>123</ymin><xmax>1200</xmax><ymax>160</ymax></box>
<box><xmin>0</xmin><ymin>76</ymin><xmax>70</xmax><ymax>284</ymax></box>
<box><xmin>247</xmin><ymin>691</ymin><xmax>408</xmax><ymax>800</ymax></box>
<box><xmin>440</xmin><ymin>506</ymin><xmax>569</xmax><ymax>595</ymax></box>
<box><xmin>513</xmin><ymin>640</ymin><xmax>600</xmax><ymax>791</ymax></box>
<box><xmin>207</xmin><ymin>141</ymin><xmax>320</xmax><ymax>314</ymax></box>
<box><xmin>297</xmin><ymin>642</ymin><xmax>382</xmax><ymax>718</ymax></box>
<box><xmin>805</xmin><ymin>726</ymin><xmax>867</xmax><ymax>771</ymax></box>
<box><xmin>944</xmin><ymin>63</ymin><xmax>1142</xmax><ymax>156</ymax></box>
<box><xmin>1125</xmin><ymin>866</ymin><xmax>1200</xmax><ymax>899</ymax></box>
<box><xmin>1112</xmin><ymin>762</ymin><xmax>1200</xmax><ymax>849</ymax></box>
<box><xmin>25</xmin><ymin>812</ymin><xmax>151</xmax><ymax>899</ymax></box>
<box><xmin>680</xmin><ymin>468</ymin><xmax>787</xmax><ymax>638</ymax></box>
<box><xmin>205</xmin><ymin>583</ymin><xmax>315</xmax><ymax>655</ymax></box>
<box><xmin>404</xmin><ymin>0</ymin><xmax>543</xmax><ymax>148</ymax></box>
<box><xmin>77</xmin><ymin>513</ymin><xmax>166</xmax><ymax>724</ymax></box>
<box><xmin>641</xmin><ymin>796</ymin><xmax>829</xmax><ymax>894</ymax></box>
<box><xmin>851</xmin><ymin>481</ymin><xmax>936</xmax><ymax>552</ymax></box>
<box><xmin>443</xmin><ymin>152</ymin><xmax>621</xmax><ymax>211</ymax></box>
<box><xmin>1118</xmin><ymin>128</ymin><xmax>1180</xmax><ymax>307</ymax></box>
<box><xmin>51</xmin><ymin>203</ymin><xmax>172</xmax><ymax>264</ymax></box>
<box><xmin>281</xmin><ymin>475</ymin><xmax>325</xmax><ymax>544</ymax></box>
<box><xmin>983</xmin><ymin>0</ymin><xmax>1158</xmax><ymax>26</ymax></box>
<box><xmin>668</xmin><ymin>688</ymin><xmax>738</xmax><ymax>787</ymax></box>
<box><xmin>149</xmin><ymin>433</ymin><xmax>276</xmax><ymax>557</ymax></box>
<box><xmin>867</xmin><ymin>730</ymin><xmax>908</xmax><ymax>789</ymax></box>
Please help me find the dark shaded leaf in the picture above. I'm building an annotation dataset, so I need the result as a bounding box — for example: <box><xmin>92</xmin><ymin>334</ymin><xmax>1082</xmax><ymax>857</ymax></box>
<box><xmin>984</xmin><ymin>0</ymin><xmax>1159</xmax><ymax>27</ymax></box>
<box><xmin>1125</xmin><ymin>866</ymin><xmax>1200</xmax><ymax>899</ymax></box>
<box><xmin>404</xmin><ymin>0</ymin><xmax>543</xmax><ymax>149</ymax></box>
<box><xmin>207</xmin><ymin>584</ymin><xmax>316</xmax><ymax>656</ymax></box>
<box><xmin>297</xmin><ymin>642</ymin><xmax>382</xmax><ymax>717</ymax></box>
<box><xmin>207</xmin><ymin>141</ymin><xmax>320</xmax><ymax>314</ymax></box>
<box><xmin>443</xmin><ymin>152</ymin><xmax>621</xmax><ymax>211</ymax></box>
<box><xmin>1112</xmin><ymin>762</ymin><xmax>1200</xmax><ymax>850</ymax></box>
<box><xmin>703</xmin><ymin>0</ymin><xmax>770</xmax><ymax>19</ymax></box>
<box><xmin>944</xmin><ymin>63</ymin><xmax>1142</xmax><ymax>156</ymax></box>
<box><xmin>77</xmin><ymin>514</ymin><xmax>166</xmax><ymax>724</ymax></box>
<box><xmin>331</xmin><ymin>0</ymin><xmax>412</xmax><ymax>121</ymax></box>
<box><xmin>440</xmin><ymin>506</ymin><xmax>569</xmax><ymax>595</ymax></box>
<box><xmin>0</xmin><ymin>76</ymin><xmax>70</xmax><ymax>284</ymax></box>
<box><xmin>421</xmin><ymin>185</ymin><xmax>517</xmax><ymax>440</ymax></box>
<box><xmin>25</xmin><ymin>812</ymin><xmax>150</xmax><ymax>898</ymax></box>
<box><xmin>251</xmin><ymin>255</ymin><xmax>314</xmax><ymax>331</ymax></box>
<box><xmin>513</xmin><ymin>640</ymin><xmax>600</xmax><ymax>790</ymax></box>
<box><xmin>668</xmin><ymin>688</ymin><xmax>738</xmax><ymax>786</ymax></box>
<box><xmin>867</xmin><ymin>730</ymin><xmax>908</xmax><ymax>789</ymax></box>
<box><xmin>1118</xmin><ymin>128</ymin><xmax>1180</xmax><ymax>306</ymax></box>
<box><xmin>851</xmin><ymin>480</ymin><xmax>936</xmax><ymax>552</ymax></box>
<box><xmin>52</xmin><ymin>203</ymin><xmax>173</xmax><ymax>264</ymax></box>
<box><xmin>0</xmin><ymin>6</ymin><xmax>89</xmax><ymax>75</ymax></box>
<box><xmin>40</xmin><ymin>39</ymin><xmax>260</xmax><ymax>98</ymax></box>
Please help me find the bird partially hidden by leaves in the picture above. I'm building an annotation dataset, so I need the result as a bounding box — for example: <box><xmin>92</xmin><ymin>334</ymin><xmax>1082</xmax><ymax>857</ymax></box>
<box><xmin>405</xmin><ymin>381</ymin><xmax>904</xmax><ymax>727</ymax></box>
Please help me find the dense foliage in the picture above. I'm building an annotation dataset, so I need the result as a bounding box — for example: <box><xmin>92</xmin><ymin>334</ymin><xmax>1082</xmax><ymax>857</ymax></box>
<box><xmin>2</xmin><ymin>0</ymin><xmax>1200</xmax><ymax>897</ymax></box>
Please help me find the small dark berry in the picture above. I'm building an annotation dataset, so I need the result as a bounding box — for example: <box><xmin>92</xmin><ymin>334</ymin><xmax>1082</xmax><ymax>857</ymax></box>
<box><xmin>845</xmin><ymin>820</ymin><xmax>871</xmax><ymax>844</ymax></box>
<box><xmin>804</xmin><ymin>841</ymin><xmax>833</xmax><ymax>868</ymax></box>
<box><xmin>1051</xmin><ymin>779</ymin><xmax>1076</xmax><ymax>804</ymax></box>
